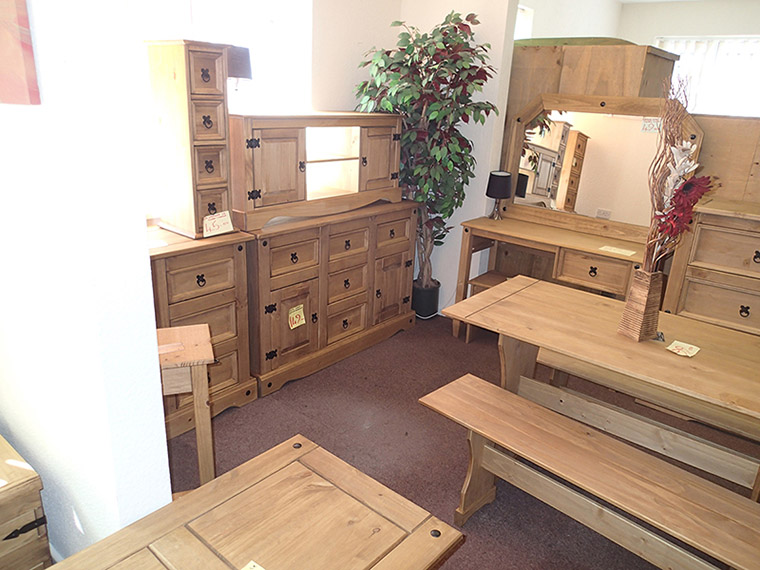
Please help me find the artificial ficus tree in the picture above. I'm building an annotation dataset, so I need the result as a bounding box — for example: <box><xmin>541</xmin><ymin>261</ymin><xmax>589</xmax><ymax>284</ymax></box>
<box><xmin>355</xmin><ymin>12</ymin><xmax>497</xmax><ymax>289</ymax></box>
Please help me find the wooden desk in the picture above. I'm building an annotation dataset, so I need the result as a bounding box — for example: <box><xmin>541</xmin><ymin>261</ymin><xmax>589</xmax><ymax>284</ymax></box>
<box><xmin>53</xmin><ymin>435</ymin><xmax>463</xmax><ymax>570</ymax></box>
<box><xmin>443</xmin><ymin>276</ymin><xmax>760</xmax><ymax>497</ymax></box>
<box><xmin>452</xmin><ymin>216</ymin><xmax>645</xmax><ymax>338</ymax></box>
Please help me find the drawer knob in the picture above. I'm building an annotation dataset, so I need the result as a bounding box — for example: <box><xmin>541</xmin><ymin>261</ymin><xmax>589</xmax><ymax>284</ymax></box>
<box><xmin>200</xmin><ymin>68</ymin><xmax>211</xmax><ymax>83</ymax></box>
<box><xmin>342</xmin><ymin>319</ymin><xmax>349</xmax><ymax>329</ymax></box>
<box><xmin>290</xmin><ymin>252</ymin><xmax>299</xmax><ymax>264</ymax></box>
<box><xmin>362</xmin><ymin>157</ymin><xmax>368</xmax><ymax>166</ymax></box>
<box><xmin>204</xmin><ymin>159</ymin><xmax>215</xmax><ymax>174</ymax></box>
<box><xmin>345</xmin><ymin>239</ymin><xmax>351</xmax><ymax>250</ymax></box>
<box><xmin>739</xmin><ymin>305</ymin><xmax>751</xmax><ymax>318</ymax></box>
<box><xmin>754</xmin><ymin>250</ymin><xmax>760</xmax><ymax>263</ymax></box>
<box><xmin>202</xmin><ymin>114</ymin><xmax>213</xmax><ymax>129</ymax></box>
<box><xmin>311</xmin><ymin>313</ymin><xmax>318</xmax><ymax>323</ymax></box>
<box><xmin>344</xmin><ymin>278</ymin><xmax>351</xmax><ymax>289</ymax></box>
<box><xmin>588</xmin><ymin>266</ymin><xmax>598</xmax><ymax>278</ymax></box>
<box><xmin>207</xmin><ymin>202</ymin><xmax>217</xmax><ymax>215</ymax></box>
<box><xmin>390</xmin><ymin>229</ymin><xmax>396</xmax><ymax>238</ymax></box>
<box><xmin>376</xmin><ymin>289</ymin><xmax>382</xmax><ymax>298</ymax></box>
<box><xmin>299</xmin><ymin>161</ymin><xmax>306</xmax><ymax>172</ymax></box>
<box><xmin>196</xmin><ymin>274</ymin><xmax>206</xmax><ymax>287</ymax></box>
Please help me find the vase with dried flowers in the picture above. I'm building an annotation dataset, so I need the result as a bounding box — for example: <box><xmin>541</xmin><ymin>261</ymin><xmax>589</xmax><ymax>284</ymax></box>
<box><xmin>618</xmin><ymin>83</ymin><xmax>716</xmax><ymax>341</ymax></box>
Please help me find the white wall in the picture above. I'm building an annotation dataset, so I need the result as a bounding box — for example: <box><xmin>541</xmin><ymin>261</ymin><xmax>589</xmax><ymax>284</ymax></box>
<box><xmin>520</xmin><ymin>0</ymin><xmax>622</xmax><ymax>38</ymax></box>
<box><xmin>312</xmin><ymin>0</ymin><xmax>403</xmax><ymax>111</ymax></box>
<box><xmin>619</xmin><ymin>0</ymin><xmax>760</xmax><ymax>45</ymax></box>
<box><xmin>0</xmin><ymin>0</ymin><xmax>171</xmax><ymax>560</ymax></box>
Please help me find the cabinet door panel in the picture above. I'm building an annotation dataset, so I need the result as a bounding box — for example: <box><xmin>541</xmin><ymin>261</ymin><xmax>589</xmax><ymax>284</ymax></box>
<box><xmin>265</xmin><ymin>279</ymin><xmax>319</xmax><ymax>371</ymax></box>
<box><xmin>373</xmin><ymin>251</ymin><xmax>413</xmax><ymax>324</ymax></box>
<box><xmin>359</xmin><ymin>126</ymin><xmax>399</xmax><ymax>191</ymax></box>
<box><xmin>252</xmin><ymin>128</ymin><xmax>306</xmax><ymax>207</ymax></box>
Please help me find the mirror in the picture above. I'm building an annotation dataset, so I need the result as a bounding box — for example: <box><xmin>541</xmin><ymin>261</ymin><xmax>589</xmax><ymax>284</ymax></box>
<box><xmin>505</xmin><ymin>94</ymin><xmax>704</xmax><ymax>227</ymax></box>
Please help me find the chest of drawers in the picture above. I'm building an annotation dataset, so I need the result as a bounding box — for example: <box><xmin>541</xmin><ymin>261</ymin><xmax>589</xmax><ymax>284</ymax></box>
<box><xmin>149</xmin><ymin>228</ymin><xmax>258</xmax><ymax>437</ymax></box>
<box><xmin>0</xmin><ymin>434</ymin><xmax>51</xmax><ymax>570</ymax></box>
<box><xmin>247</xmin><ymin>202</ymin><xmax>416</xmax><ymax>396</ymax></box>
<box><xmin>665</xmin><ymin>199</ymin><xmax>760</xmax><ymax>335</ymax></box>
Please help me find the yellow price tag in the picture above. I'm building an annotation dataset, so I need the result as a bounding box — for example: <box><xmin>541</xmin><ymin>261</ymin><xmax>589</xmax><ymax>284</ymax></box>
<box><xmin>288</xmin><ymin>304</ymin><xmax>306</xmax><ymax>330</ymax></box>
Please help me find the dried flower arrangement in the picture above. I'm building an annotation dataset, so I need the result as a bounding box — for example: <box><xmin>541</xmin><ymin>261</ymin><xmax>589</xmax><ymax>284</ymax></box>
<box><xmin>644</xmin><ymin>82</ymin><xmax>717</xmax><ymax>272</ymax></box>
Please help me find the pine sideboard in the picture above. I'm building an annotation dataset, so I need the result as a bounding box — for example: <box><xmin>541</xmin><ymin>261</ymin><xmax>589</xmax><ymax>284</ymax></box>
<box><xmin>0</xmin><ymin>434</ymin><xmax>51</xmax><ymax>569</ymax></box>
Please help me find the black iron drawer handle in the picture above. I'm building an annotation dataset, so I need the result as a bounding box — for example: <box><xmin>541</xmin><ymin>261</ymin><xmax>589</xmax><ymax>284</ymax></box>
<box><xmin>204</xmin><ymin>159</ymin><xmax>215</xmax><ymax>174</ymax></box>
<box><xmin>196</xmin><ymin>274</ymin><xmax>206</xmax><ymax>287</ymax></box>
<box><xmin>376</xmin><ymin>289</ymin><xmax>382</xmax><ymax>298</ymax></box>
<box><xmin>207</xmin><ymin>202</ymin><xmax>217</xmax><ymax>215</ymax></box>
<box><xmin>342</xmin><ymin>319</ymin><xmax>349</xmax><ymax>329</ymax></box>
<box><xmin>299</xmin><ymin>161</ymin><xmax>306</xmax><ymax>172</ymax></box>
<box><xmin>588</xmin><ymin>266</ymin><xmax>598</xmax><ymax>278</ymax></box>
<box><xmin>362</xmin><ymin>157</ymin><xmax>368</xmax><ymax>166</ymax></box>
<box><xmin>200</xmin><ymin>68</ymin><xmax>210</xmax><ymax>83</ymax></box>
<box><xmin>754</xmin><ymin>250</ymin><xmax>760</xmax><ymax>263</ymax></box>
<box><xmin>345</xmin><ymin>239</ymin><xmax>351</xmax><ymax>250</ymax></box>
<box><xmin>311</xmin><ymin>313</ymin><xmax>318</xmax><ymax>323</ymax></box>
<box><xmin>344</xmin><ymin>278</ymin><xmax>351</xmax><ymax>289</ymax></box>
<box><xmin>390</xmin><ymin>229</ymin><xmax>396</xmax><ymax>238</ymax></box>
<box><xmin>739</xmin><ymin>305</ymin><xmax>751</xmax><ymax>318</ymax></box>
<box><xmin>202</xmin><ymin>115</ymin><xmax>213</xmax><ymax>129</ymax></box>
<box><xmin>291</xmin><ymin>252</ymin><xmax>298</xmax><ymax>264</ymax></box>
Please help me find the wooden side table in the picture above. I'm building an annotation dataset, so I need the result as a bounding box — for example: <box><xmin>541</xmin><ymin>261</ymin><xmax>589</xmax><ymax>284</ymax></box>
<box><xmin>157</xmin><ymin>324</ymin><xmax>215</xmax><ymax>485</ymax></box>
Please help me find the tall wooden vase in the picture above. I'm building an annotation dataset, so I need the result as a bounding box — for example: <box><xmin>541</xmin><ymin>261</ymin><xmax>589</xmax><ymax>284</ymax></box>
<box><xmin>618</xmin><ymin>269</ymin><xmax>664</xmax><ymax>342</ymax></box>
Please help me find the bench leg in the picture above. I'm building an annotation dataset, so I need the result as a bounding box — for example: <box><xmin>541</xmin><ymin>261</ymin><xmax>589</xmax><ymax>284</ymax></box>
<box><xmin>455</xmin><ymin>431</ymin><xmax>497</xmax><ymax>526</ymax></box>
<box><xmin>498</xmin><ymin>335</ymin><xmax>539</xmax><ymax>393</ymax></box>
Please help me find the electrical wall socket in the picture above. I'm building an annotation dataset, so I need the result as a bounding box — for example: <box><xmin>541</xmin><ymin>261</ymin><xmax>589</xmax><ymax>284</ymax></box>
<box><xmin>596</xmin><ymin>208</ymin><xmax>612</xmax><ymax>220</ymax></box>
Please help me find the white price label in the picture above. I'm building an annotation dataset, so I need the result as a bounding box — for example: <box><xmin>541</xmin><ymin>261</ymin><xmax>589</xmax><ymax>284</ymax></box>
<box><xmin>203</xmin><ymin>211</ymin><xmax>234</xmax><ymax>237</ymax></box>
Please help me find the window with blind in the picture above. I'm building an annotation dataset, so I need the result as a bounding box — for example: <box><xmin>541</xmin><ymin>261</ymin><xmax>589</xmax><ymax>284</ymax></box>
<box><xmin>655</xmin><ymin>36</ymin><xmax>760</xmax><ymax>117</ymax></box>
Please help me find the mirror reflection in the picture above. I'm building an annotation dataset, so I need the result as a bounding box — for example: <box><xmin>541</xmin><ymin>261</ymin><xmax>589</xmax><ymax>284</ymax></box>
<box><xmin>516</xmin><ymin>111</ymin><xmax>660</xmax><ymax>227</ymax></box>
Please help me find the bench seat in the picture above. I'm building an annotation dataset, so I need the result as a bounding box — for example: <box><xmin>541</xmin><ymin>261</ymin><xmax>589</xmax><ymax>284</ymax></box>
<box><xmin>420</xmin><ymin>373</ymin><xmax>760</xmax><ymax>570</ymax></box>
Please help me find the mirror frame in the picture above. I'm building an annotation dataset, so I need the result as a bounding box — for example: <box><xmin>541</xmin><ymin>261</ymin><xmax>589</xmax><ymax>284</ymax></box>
<box><xmin>503</xmin><ymin>94</ymin><xmax>704</xmax><ymax>236</ymax></box>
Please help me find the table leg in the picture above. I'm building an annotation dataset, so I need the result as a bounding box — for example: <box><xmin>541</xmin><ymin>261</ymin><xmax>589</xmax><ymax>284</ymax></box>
<box><xmin>455</xmin><ymin>430</ymin><xmax>497</xmax><ymax>526</ymax></box>
<box><xmin>452</xmin><ymin>228</ymin><xmax>474</xmax><ymax>339</ymax></box>
<box><xmin>192</xmin><ymin>363</ymin><xmax>216</xmax><ymax>486</ymax></box>
<box><xmin>498</xmin><ymin>334</ymin><xmax>539</xmax><ymax>393</ymax></box>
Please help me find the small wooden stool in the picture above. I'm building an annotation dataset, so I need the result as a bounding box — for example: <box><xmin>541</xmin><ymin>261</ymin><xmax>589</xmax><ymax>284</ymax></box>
<box><xmin>157</xmin><ymin>324</ymin><xmax>215</xmax><ymax>486</ymax></box>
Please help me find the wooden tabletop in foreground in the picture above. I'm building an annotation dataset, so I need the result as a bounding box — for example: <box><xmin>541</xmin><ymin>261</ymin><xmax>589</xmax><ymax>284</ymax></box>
<box><xmin>442</xmin><ymin>275</ymin><xmax>760</xmax><ymax>427</ymax></box>
<box><xmin>53</xmin><ymin>435</ymin><xmax>463</xmax><ymax>570</ymax></box>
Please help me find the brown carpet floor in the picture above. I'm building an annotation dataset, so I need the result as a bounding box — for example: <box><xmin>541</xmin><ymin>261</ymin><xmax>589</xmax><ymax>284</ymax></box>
<box><xmin>168</xmin><ymin>315</ymin><xmax>757</xmax><ymax>570</ymax></box>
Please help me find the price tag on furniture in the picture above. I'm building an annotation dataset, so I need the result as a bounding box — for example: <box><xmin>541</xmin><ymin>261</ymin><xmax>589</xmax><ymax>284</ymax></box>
<box><xmin>203</xmin><ymin>211</ymin><xmax>234</xmax><ymax>237</ymax></box>
<box><xmin>288</xmin><ymin>304</ymin><xmax>306</xmax><ymax>330</ymax></box>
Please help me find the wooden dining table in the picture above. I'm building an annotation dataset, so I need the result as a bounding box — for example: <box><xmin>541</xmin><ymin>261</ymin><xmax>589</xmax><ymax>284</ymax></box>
<box><xmin>442</xmin><ymin>275</ymin><xmax>760</xmax><ymax>498</ymax></box>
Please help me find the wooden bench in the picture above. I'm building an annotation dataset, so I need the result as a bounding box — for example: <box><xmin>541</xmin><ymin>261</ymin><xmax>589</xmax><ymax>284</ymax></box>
<box><xmin>420</xmin><ymin>374</ymin><xmax>760</xmax><ymax>570</ymax></box>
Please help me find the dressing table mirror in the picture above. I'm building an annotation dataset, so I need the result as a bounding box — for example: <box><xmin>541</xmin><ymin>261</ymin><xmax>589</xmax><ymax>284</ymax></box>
<box><xmin>452</xmin><ymin>94</ymin><xmax>704</xmax><ymax>339</ymax></box>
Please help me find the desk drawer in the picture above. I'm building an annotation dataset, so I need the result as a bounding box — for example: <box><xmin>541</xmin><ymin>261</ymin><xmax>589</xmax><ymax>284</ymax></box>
<box><xmin>555</xmin><ymin>249</ymin><xmax>632</xmax><ymax>296</ymax></box>
<box><xmin>690</xmin><ymin>224</ymin><xmax>760</xmax><ymax>278</ymax></box>
<box><xmin>680</xmin><ymin>268</ymin><xmax>760</xmax><ymax>334</ymax></box>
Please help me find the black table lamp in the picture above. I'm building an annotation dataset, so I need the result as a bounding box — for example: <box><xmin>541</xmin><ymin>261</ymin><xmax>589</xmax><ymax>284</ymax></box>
<box><xmin>486</xmin><ymin>171</ymin><xmax>512</xmax><ymax>220</ymax></box>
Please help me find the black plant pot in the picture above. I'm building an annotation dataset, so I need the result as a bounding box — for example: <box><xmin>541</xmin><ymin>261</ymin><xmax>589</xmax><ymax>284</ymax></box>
<box><xmin>412</xmin><ymin>279</ymin><xmax>440</xmax><ymax>318</ymax></box>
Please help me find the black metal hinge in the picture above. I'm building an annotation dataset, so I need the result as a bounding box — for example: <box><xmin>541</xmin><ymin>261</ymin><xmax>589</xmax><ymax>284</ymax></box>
<box><xmin>246</xmin><ymin>137</ymin><xmax>260</xmax><ymax>149</ymax></box>
<box><xmin>3</xmin><ymin>515</ymin><xmax>46</xmax><ymax>541</ymax></box>
<box><xmin>403</xmin><ymin>296</ymin><xmax>410</xmax><ymax>304</ymax></box>
<box><xmin>392</xmin><ymin>133</ymin><xmax>401</xmax><ymax>141</ymax></box>
<box><xmin>248</xmin><ymin>189</ymin><xmax>262</xmax><ymax>200</ymax></box>
<box><xmin>390</xmin><ymin>172</ymin><xmax>399</xmax><ymax>180</ymax></box>
<box><xmin>264</xmin><ymin>303</ymin><xmax>277</xmax><ymax>314</ymax></box>
<box><xmin>265</xmin><ymin>349</ymin><xmax>278</xmax><ymax>361</ymax></box>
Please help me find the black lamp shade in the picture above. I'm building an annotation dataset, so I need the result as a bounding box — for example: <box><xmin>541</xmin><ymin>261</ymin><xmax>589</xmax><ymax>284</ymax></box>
<box><xmin>486</xmin><ymin>171</ymin><xmax>512</xmax><ymax>199</ymax></box>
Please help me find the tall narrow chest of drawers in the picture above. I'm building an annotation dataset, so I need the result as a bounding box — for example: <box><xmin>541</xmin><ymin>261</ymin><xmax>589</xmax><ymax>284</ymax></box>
<box><xmin>0</xmin><ymin>434</ymin><xmax>51</xmax><ymax>569</ymax></box>
<box><xmin>664</xmin><ymin>198</ymin><xmax>760</xmax><ymax>335</ymax></box>
<box><xmin>149</xmin><ymin>227</ymin><xmax>258</xmax><ymax>437</ymax></box>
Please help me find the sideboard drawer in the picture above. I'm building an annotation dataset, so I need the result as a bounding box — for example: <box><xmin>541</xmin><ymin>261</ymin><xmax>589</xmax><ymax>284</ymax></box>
<box><xmin>327</xmin><ymin>297</ymin><xmax>368</xmax><ymax>345</ymax></box>
<box><xmin>328</xmin><ymin>264</ymin><xmax>368</xmax><ymax>304</ymax></box>
<box><xmin>166</xmin><ymin>247</ymin><xmax>236</xmax><ymax>304</ymax></box>
<box><xmin>690</xmin><ymin>224</ymin><xmax>760</xmax><ymax>278</ymax></box>
<box><xmin>328</xmin><ymin>220</ymin><xmax>369</xmax><ymax>267</ymax></box>
<box><xmin>269</xmin><ymin>236</ymin><xmax>320</xmax><ymax>279</ymax></box>
<box><xmin>555</xmin><ymin>249</ymin><xmax>632</xmax><ymax>296</ymax></box>
<box><xmin>679</xmin><ymin>268</ymin><xmax>760</xmax><ymax>335</ymax></box>
<box><xmin>376</xmin><ymin>212</ymin><xmax>411</xmax><ymax>256</ymax></box>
